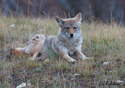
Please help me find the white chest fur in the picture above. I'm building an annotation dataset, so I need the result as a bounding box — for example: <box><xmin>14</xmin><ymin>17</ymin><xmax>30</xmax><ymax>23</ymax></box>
<box><xmin>57</xmin><ymin>35</ymin><xmax>82</xmax><ymax>55</ymax></box>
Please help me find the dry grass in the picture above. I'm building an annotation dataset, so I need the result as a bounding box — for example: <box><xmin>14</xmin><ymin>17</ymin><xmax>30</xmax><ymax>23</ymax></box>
<box><xmin>0</xmin><ymin>16</ymin><xmax>125</xmax><ymax>88</ymax></box>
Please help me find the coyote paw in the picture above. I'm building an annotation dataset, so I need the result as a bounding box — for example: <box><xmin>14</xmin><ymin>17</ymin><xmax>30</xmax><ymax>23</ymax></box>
<box><xmin>71</xmin><ymin>60</ymin><xmax>77</xmax><ymax>64</ymax></box>
<box><xmin>70</xmin><ymin>59</ymin><xmax>77</xmax><ymax>64</ymax></box>
<box><xmin>29</xmin><ymin>57</ymin><xmax>36</xmax><ymax>61</ymax></box>
<box><xmin>81</xmin><ymin>56</ymin><xmax>91</xmax><ymax>60</ymax></box>
<box><xmin>79</xmin><ymin>54</ymin><xmax>91</xmax><ymax>61</ymax></box>
<box><xmin>85</xmin><ymin>57</ymin><xmax>91</xmax><ymax>59</ymax></box>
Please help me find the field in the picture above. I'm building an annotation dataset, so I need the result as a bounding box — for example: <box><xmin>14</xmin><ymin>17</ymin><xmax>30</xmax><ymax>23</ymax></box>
<box><xmin>0</xmin><ymin>16</ymin><xmax>124</xmax><ymax>88</ymax></box>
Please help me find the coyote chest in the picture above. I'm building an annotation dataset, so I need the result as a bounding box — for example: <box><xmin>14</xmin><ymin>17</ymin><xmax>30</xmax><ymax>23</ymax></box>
<box><xmin>52</xmin><ymin>35</ymin><xmax>83</xmax><ymax>55</ymax></box>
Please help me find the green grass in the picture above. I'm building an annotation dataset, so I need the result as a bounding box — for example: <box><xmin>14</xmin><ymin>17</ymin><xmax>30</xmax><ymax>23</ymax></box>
<box><xmin>0</xmin><ymin>16</ymin><xmax>124</xmax><ymax>88</ymax></box>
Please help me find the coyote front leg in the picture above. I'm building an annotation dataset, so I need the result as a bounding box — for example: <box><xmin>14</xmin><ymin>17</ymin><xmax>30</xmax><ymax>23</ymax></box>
<box><xmin>59</xmin><ymin>50</ymin><xmax>76</xmax><ymax>63</ymax></box>
<box><xmin>75</xmin><ymin>50</ymin><xmax>87</xmax><ymax>60</ymax></box>
<box><xmin>75</xmin><ymin>45</ymin><xmax>89</xmax><ymax>60</ymax></box>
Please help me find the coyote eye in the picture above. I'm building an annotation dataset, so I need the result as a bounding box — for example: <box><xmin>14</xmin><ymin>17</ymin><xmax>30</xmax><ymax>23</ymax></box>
<box><xmin>65</xmin><ymin>27</ymin><xmax>69</xmax><ymax>29</ymax></box>
<box><xmin>73</xmin><ymin>27</ymin><xmax>77</xmax><ymax>29</ymax></box>
<box><xmin>73</xmin><ymin>27</ymin><xmax>77</xmax><ymax>30</ymax></box>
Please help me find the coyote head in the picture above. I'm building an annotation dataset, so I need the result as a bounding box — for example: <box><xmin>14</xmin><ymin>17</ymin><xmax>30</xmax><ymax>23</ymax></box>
<box><xmin>55</xmin><ymin>13</ymin><xmax>82</xmax><ymax>39</ymax></box>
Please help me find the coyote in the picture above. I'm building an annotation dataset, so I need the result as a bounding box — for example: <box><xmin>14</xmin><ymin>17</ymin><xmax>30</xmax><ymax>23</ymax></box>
<box><xmin>9</xmin><ymin>13</ymin><xmax>89</xmax><ymax>63</ymax></box>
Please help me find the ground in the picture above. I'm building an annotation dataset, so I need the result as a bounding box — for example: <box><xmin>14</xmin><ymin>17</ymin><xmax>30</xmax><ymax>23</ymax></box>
<box><xmin>0</xmin><ymin>16</ymin><xmax>124</xmax><ymax>88</ymax></box>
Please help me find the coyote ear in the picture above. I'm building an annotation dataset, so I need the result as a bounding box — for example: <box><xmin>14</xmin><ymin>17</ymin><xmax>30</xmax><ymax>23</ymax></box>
<box><xmin>55</xmin><ymin>16</ymin><xmax>65</xmax><ymax>27</ymax></box>
<box><xmin>74</xmin><ymin>13</ymin><xmax>82</xmax><ymax>24</ymax></box>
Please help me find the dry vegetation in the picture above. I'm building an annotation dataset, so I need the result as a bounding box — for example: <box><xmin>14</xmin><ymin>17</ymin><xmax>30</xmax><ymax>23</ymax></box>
<box><xmin>0</xmin><ymin>16</ymin><xmax>125</xmax><ymax>88</ymax></box>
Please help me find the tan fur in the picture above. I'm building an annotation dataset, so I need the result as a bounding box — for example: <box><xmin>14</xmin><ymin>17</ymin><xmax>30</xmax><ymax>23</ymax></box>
<box><xmin>9</xmin><ymin>13</ymin><xmax>89</xmax><ymax>63</ymax></box>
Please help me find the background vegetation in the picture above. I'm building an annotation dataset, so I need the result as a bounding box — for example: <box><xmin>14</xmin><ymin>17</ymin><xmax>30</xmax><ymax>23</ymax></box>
<box><xmin>0</xmin><ymin>0</ymin><xmax>125</xmax><ymax>24</ymax></box>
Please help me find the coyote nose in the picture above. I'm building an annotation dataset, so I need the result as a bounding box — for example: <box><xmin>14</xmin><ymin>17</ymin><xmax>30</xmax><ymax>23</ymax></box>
<box><xmin>70</xmin><ymin>34</ymin><xmax>73</xmax><ymax>38</ymax></box>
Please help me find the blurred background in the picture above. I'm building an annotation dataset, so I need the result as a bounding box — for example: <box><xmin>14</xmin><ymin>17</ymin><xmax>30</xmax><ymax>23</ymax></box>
<box><xmin>0</xmin><ymin>0</ymin><xmax>125</xmax><ymax>23</ymax></box>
